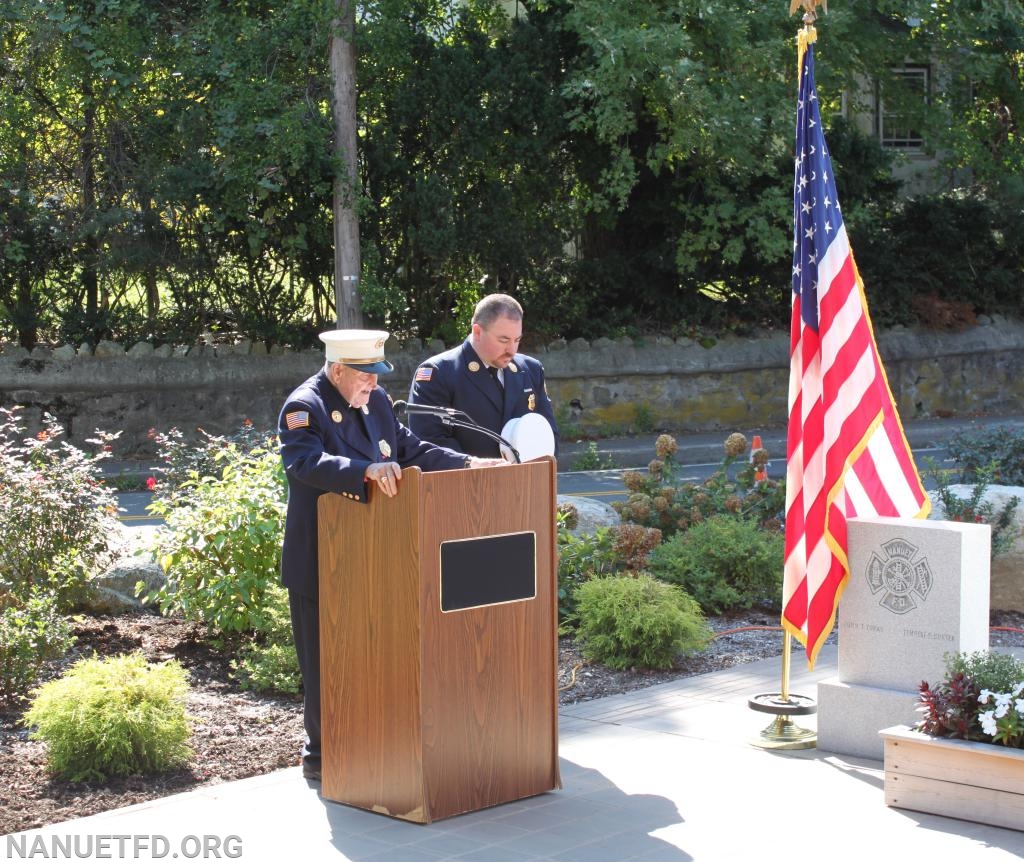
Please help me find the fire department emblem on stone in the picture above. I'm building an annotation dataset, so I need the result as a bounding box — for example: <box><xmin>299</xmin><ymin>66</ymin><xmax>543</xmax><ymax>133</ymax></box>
<box><xmin>865</xmin><ymin>537</ymin><xmax>933</xmax><ymax>615</ymax></box>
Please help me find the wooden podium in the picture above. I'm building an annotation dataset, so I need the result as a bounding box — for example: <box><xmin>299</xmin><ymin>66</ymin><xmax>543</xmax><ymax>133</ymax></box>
<box><xmin>317</xmin><ymin>458</ymin><xmax>561</xmax><ymax>822</ymax></box>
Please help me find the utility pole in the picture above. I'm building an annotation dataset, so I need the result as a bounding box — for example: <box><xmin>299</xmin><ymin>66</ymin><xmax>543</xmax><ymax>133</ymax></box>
<box><xmin>329</xmin><ymin>0</ymin><xmax>363</xmax><ymax>327</ymax></box>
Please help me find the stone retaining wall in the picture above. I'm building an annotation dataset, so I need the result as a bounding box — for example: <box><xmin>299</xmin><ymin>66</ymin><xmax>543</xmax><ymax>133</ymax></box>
<box><xmin>2</xmin><ymin>317</ymin><xmax>1023</xmax><ymax>457</ymax></box>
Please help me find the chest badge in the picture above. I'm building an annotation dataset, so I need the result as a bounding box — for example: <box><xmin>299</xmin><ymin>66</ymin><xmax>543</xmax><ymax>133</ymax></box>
<box><xmin>528</xmin><ymin>393</ymin><xmax>536</xmax><ymax>411</ymax></box>
<box><xmin>379</xmin><ymin>439</ymin><xmax>392</xmax><ymax>459</ymax></box>
<box><xmin>331</xmin><ymin>410</ymin><xmax>343</xmax><ymax>423</ymax></box>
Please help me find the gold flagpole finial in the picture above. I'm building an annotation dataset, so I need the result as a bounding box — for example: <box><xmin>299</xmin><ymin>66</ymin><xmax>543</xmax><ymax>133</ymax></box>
<box><xmin>791</xmin><ymin>0</ymin><xmax>824</xmax><ymax>53</ymax></box>
<box><xmin>789</xmin><ymin>0</ymin><xmax>827</xmax><ymax>16</ymax></box>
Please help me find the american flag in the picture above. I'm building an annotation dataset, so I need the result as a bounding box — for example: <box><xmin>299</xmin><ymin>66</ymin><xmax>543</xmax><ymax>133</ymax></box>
<box><xmin>782</xmin><ymin>41</ymin><xmax>930</xmax><ymax>667</ymax></box>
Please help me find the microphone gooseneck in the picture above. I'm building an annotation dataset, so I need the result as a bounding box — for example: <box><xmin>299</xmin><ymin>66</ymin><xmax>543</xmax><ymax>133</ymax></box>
<box><xmin>392</xmin><ymin>400</ymin><xmax>462</xmax><ymax>417</ymax></box>
<box><xmin>393</xmin><ymin>400</ymin><xmax>521</xmax><ymax>464</ymax></box>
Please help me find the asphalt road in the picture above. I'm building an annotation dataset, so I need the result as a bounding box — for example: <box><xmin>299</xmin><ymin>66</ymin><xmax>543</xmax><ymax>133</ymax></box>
<box><xmin>116</xmin><ymin>442</ymin><xmax>957</xmax><ymax>526</ymax></box>
<box><xmin>557</xmin><ymin>443</ymin><xmax>953</xmax><ymax>502</ymax></box>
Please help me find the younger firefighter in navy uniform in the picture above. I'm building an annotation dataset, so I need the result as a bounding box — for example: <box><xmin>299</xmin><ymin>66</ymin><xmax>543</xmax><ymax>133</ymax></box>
<box><xmin>408</xmin><ymin>294</ymin><xmax>558</xmax><ymax>458</ymax></box>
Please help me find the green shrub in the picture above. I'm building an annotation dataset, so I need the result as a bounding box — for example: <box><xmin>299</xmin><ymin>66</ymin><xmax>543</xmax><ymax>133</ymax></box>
<box><xmin>557</xmin><ymin>526</ymin><xmax>616</xmax><ymax>628</ymax></box>
<box><xmin>571</xmin><ymin>441</ymin><xmax>616</xmax><ymax>471</ymax></box>
<box><xmin>947</xmin><ymin>425</ymin><xmax>1024</xmax><ymax>487</ymax></box>
<box><xmin>0</xmin><ymin>407</ymin><xmax>121</xmax><ymax>610</ymax></box>
<box><xmin>856</xmin><ymin>194</ymin><xmax>1024</xmax><ymax>328</ymax></box>
<box><xmin>633</xmin><ymin>403</ymin><xmax>654</xmax><ymax>433</ymax></box>
<box><xmin>556</xmin><ymin>518</ymin><xmax>663</xmax><ymax>631</ymax></box>
<box><xmin>231</xmin><ymin>584</ymin><xmax>301</xmax><ymax>694</ymax></box>
<box><xmin>648</xmin><ymin>515</ymin><xmax>784</xmax><ymax>614</ymax></box>
<box><xmin>552</xmin><ymin>402</ymin><xmax>582</xmax><ymax>441</ymax></box>
<box><xmin>143</xmin><ymin>425</ymin><xmax>299</xmax><ymax>693</ymax></box>
<box><xmin>234</xmin><ymin>642</ymin><xmax>301</xmax><ymax>695</ymax></box>
<box><xmin>24</xmin><ymin>652</ymin><xmax>192</xmax><ymax>781</ymax></box>
<box><xmin>0</xmin><ymin>592</ymin><xmax>75</xmax><ymax>705</ymax></box>
<box><xmin>147</xmin><ymin>421</ymin><xmax>269</xmax><ymax>503</ymax></box>
<box><xmin>928</xmin><ymin>459</ymin><xmax>1020</xmax><ymax>556</ymax></box>
<box><xmin>945</xmin><ymin>650</ymin><xmax>1024</xmax><ymax>695</ymax></box>
<box><xmin>574</xmin><ymin>574</ymin><xmax>711</xmax><ymax>670</ymax></box>
<box><xmin>143</xmin><ymin>435</ymin><xmax>286</xmax><ymax>635</ymax></box>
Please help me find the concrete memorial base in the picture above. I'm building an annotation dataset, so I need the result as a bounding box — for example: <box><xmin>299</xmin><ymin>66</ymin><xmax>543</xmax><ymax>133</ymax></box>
<box><xmin>817</xmin><ymin>679</ymin><xmax>919</xmax><ymax>760</ymax></box>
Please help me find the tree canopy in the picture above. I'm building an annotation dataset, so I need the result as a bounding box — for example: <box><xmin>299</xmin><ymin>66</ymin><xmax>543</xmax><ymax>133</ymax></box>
<box><xmin>1</xmin><ymin>0</ymin><xmax>1020</xmax><ymax>349</ymax></box>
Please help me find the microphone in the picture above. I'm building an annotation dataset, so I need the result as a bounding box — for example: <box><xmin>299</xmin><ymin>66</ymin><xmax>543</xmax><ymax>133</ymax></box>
<box><xmin>391</xmin><ymin>400</ymin><xmax>521</xmax><ymax>463</ymax></box>
<box><xmin>391</xmin><ymin>400</ymin><xmax>464</xmax><ymax>417</ymax></box>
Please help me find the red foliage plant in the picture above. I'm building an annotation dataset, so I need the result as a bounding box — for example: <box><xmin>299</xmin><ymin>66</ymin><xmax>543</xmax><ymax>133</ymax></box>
<box><xmin>916</xmin><ymin>672</ymin><xmax>984</xmax><ymax>741</ymax></box>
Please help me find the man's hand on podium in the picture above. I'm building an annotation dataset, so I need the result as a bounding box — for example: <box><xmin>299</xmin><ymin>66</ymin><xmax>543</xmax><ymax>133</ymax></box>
<box><xmin>467</xmin><ymin>457</ymin><xmax>507</xmax><ymax>468</ymax></box>
<box><xmin>365</xmin><ymin>461</ymin><xmax>402</xmax><ymax>497</ymax></box>
<box><xmin>366</xmin><ymin>457</ymin><xmax>504</xmax><ymax>497</ymax></box>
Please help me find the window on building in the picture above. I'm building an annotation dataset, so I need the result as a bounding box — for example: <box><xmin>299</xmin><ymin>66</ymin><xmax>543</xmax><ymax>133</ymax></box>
<box><xmin>878</xmin><ymin>65</ymin><xmax>929</xmax><ymax>149</ymax></box>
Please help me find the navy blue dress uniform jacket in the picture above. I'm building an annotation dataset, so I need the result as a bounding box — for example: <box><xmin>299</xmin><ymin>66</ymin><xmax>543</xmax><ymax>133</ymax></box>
<box><xmin>407</xmin><ymin>339</ymin><xmax>559</xmax><ymax>459</ymax></box>
<box><xmin>278</xmin><ymin>369</ymin><xmax>468</xmax><ymax>599</ymax></box>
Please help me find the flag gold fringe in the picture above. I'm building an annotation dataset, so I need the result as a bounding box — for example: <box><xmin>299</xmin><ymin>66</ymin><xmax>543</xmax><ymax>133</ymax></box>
<box><xmin>797</xmin><ymin>24</ymin><xmax>817</xmax><ymax>75</ymax></box>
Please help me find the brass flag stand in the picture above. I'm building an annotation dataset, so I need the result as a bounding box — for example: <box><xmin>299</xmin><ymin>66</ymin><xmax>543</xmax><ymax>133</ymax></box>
<box><xmin>747</xmin><ymin>0</ymin><xmax>827</xmax><ymax>752</ymax></box>
<box><xmin>749</xmin><ymin>631</ymin><xmax>817</xmax><ymax>749</ymax></box>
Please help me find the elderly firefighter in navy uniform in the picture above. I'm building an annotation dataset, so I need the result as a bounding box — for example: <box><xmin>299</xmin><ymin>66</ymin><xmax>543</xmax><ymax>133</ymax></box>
<box><xmin>278</xmin><ymin>329</ymin><xmax>502</xmax><ymax>782</ymax></box>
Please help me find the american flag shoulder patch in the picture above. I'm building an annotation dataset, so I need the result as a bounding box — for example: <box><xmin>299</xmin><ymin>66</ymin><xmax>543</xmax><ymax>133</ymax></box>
<box><xmin>285</xmin><ymin>410</ymin><xmax>310</xmax><ymax>430</ymax></box>
<box><xmin>415</xmin><ymin>366</ymin><xmax>434</xmax><ymax>382</ymax></box>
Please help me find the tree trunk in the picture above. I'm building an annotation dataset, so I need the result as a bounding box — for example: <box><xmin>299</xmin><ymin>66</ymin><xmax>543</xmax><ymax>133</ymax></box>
<box><xmin>330</xmin><ymin>1</ymin><xmax>363</xmax><ymax>328</ymax></box>
<box><xmin>14</xmin><ymin>137</ymin><xmax>37</xmax><ymax>349</ymax></box>
<box><xmin>80</xmin><ymin>93</ymin><xmax>100</xmax><ymax>326</ymax></box>
<box><xmin>144</xmin><ymin>202</ymin><xmax>160</xmax><ymax>322</ymax></box>
<box><xmin>16</xmin><ymin>271</ymin><xmax>37</xmax><ymax>350</ymax></box>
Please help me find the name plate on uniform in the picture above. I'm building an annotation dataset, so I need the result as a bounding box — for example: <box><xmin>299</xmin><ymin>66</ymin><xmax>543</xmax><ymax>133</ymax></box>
<box><xmin>439</xmin><ymin>532</ymin><xmax>536</xmax><ymax>612</ymax></box>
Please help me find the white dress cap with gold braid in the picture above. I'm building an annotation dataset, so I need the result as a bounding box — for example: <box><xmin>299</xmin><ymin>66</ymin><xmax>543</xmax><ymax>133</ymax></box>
<box><xmin>500</xmin><ymin>413</ymin><xmax>556</xmax><ymax>462</ymax></box>
<box><xmin>319</xmin><ymin>329</ymin><xmax>394</xmax><ymax>374</ymax></box>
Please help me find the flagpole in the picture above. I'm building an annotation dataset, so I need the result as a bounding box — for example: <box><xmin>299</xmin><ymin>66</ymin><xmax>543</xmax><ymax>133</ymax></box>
<box><xmin>748</xmin><ymin>0</ymin><xmax>826</xmax><ymax>750</ymax></box>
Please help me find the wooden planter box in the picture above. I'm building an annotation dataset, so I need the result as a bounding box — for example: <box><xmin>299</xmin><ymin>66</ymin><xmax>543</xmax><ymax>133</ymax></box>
<box><xmin>880</xmin><ymin>724</ymin><xmax>1024</xmax><ymax>832</ymax></box>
